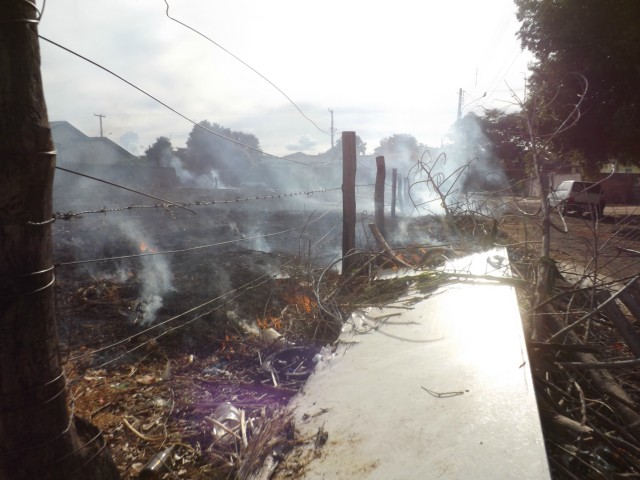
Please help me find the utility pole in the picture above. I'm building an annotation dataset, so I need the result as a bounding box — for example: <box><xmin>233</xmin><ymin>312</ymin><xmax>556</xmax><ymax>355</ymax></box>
<box><xmin>328</xmin><ymin>108</ymin><xmax>335</xmax><ymax>148</ymax></box>
<box><xmin>341</xmin><ymin>131</ymin><xmax>357</xmax><ymax>274</ymax></box>
<box><xmin>94</xmin><ymin>113</ymin><xmax>106</xmax><ymax>137</ymax></box>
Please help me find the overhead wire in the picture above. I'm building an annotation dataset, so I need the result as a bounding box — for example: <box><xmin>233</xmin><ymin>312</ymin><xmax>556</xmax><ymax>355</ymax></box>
<box><xmin>38</xmin><ymin>35</ymin><xmax>316</xmax><ymax>166</ymax></box>
<box><xmin>163</xmin><ymin>0</ymin><xmax>330</xmax><ymax>136</ymax></box>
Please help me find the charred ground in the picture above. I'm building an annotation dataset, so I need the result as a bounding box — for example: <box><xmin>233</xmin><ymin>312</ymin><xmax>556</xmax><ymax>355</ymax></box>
<box><xmin>51</xmin><ymin>194</ymin><xmax>640</xmax><ymax>479</ymax></box>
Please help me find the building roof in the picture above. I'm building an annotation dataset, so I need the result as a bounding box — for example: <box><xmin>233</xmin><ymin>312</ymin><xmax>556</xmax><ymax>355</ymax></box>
<box><xmin>50</xmin><ymin>120</ymin><xmax>138</xmax><ymax>164</ymax></box>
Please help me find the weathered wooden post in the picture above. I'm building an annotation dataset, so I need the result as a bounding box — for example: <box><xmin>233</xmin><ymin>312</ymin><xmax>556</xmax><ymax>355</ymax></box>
<box><xmin>398</xmin><ymin>175</ymin><xmax>404</xmax><ymax>212</ymax></box>
<box><xmin>374</xmin><ymin>156</ymin><xmax>386</xmax><ymax>236</ymax></box>
<box><xmin>391</xmin><ymin>168</ymin><xmax>398</xmax><ymax>218</ymax></box>
<box><xmin>0</xmin><ymin>2</ymin><xmax>119</xmax><ymax>478</ymax></box>
<box><xmin>342</xmin><ymin>132</ymin><xmax>357</xmax><ymax>274</ymax></box>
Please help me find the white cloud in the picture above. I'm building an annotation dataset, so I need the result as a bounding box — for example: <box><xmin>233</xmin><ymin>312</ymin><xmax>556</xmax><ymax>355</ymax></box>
<box><xmin>286</xmin><ymin>135</ymin><xmax>317</xmax><ymax>152</ymax></box>
<box><xmin>38</xmin><ymin>0</ymin><xmax>531</xmax><ymax>157</ymax></box>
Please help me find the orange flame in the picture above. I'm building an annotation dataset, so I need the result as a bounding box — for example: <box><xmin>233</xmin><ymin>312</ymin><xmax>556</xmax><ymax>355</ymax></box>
<box><xmin>283</xmin><ymin>291</ymin><xmax>316</xmax><ymax>314</ymax></box>
<box><xmin>139</xmin><ymin>240</ymin><xmax>158</xmax><ymax>253</ymax></box>
<box><xmin>257</xmin><ymin>315</ymin><xmax>282</xmax><ymax>331</ymax></box>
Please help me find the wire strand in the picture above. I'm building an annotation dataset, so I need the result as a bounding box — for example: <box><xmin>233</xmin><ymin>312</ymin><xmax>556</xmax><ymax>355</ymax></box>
<box><xmin>55</xmin><ymin>166</ymin><xmax>196</xmax><ymax>215</ymax></box>
<box><xmin>53</xmin><ymin>186</ymin><xmax>341</xmax><ymax>220</ymax></box>
<box><xmin>55</xmin><ymin>207</ymin><xmax>334</xmax><ymax>266</ymax></box>
<box><xmin>39</xmin><ymin>35</ymin><xmax>316</xmax><ymax>166</ymax></box>
<box><xmin>68</xmin><ymin>254</ymin><xmax>298</xmax><ymax>365</ymax></box>
<box><xmin>164</xmin><ymin>0</ymin><xmax>330</xmax><ymax>136</ymax></box>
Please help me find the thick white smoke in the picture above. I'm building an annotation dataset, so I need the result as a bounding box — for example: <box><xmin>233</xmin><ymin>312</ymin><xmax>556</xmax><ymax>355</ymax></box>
<box><xmin>118</xmin><ymin>221</ymin><xmax>174</xmax><ymax>325</ymax></box>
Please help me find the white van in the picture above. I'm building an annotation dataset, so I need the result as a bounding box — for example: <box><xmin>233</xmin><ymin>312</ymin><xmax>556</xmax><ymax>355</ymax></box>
<box><xmin>548</xmin><ymin>180</ymin><xmax>605</xmax><ymax>218</ymax></box>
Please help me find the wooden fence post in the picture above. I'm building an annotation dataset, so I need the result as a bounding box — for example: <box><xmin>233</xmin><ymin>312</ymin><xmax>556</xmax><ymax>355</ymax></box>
<box><xmin>0</xmin><ymin>3</ymin><xmax>119</xmax><ymax>477</ymax></box>
<box><xmin>342</xmin><ymin>132</ymin><xmax>357</xmax><ymax>274</ymax></box>
<box><xmin>375</xmin><ymin>156</ymin><xmax>386</xmax><ymax>236</ymax></box>
<box><xmin>391</xmin><ymin>168</ymin><xmax>397</xmax><ymax>218</ymax></box>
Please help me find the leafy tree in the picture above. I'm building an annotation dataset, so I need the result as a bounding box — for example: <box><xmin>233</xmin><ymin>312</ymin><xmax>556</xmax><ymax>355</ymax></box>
<box><xmin>323</xmin><ymin>135</ymin><xmax>367</xmax><ymax>159</ymax></box>
<box><xmin>475</xmin><ymin>109</ymin><xmax>529</xmax><ymax>179</ymax></box>
<box><xmin>445</xmin><ymin>114</ymin><xmax>511</xmax><ymax>192</ymax></box>
<box><xmin>373</xmin><ymin>134</ymin><xmax>425</xmax><ymax>163</ymax></box>
<box><xmin>516</xmin><ymin>0</ymin><xmax>640</xmax><ymax>167</ymax></box>
<box><xmin>144</xmin><ymin>136</ymin><xmax>172</xmax><ymax>167</ymax></box>
<box><xmin>185</xmin><ymin>121</ymin><xmax>262</xmax><ymax>186</ymax></box>
<box><xmin>477</xmin><ymin>111</ymin><xmax>526</xmax><ymax>163</ymax></box>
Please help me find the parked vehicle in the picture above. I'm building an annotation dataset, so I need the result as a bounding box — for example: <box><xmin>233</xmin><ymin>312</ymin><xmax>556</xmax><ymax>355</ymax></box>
<box><xmin>548</xmin><ymin>180</ymin><xmax>605</xmax><ymax>218</ymax></box>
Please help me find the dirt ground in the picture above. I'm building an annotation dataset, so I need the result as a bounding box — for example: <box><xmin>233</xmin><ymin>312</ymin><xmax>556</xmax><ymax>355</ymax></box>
<box><xmin>52</xmin><ymin>202</ymin><xmax>350</xmax><ymax>479</ymax></box>
<box><xmin>499</xmin><ymin>202</ymin><xmax>640</xmax><ymax>283</ymax></box>
<box><xmin>51</xmin><ymin>196</ymin><xmax>640</xmax><ymax>479</ymax></box>
<box><xmin>498</xmin><ymin>200</ymin><xmax>640</xmax><ymax>478</ymax></box>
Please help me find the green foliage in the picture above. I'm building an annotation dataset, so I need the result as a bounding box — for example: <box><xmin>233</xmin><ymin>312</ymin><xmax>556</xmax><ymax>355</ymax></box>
<box><xmin>474</xmin><ymin>110</ymin><xmax>528</xmax><ymax>179</ymax></box>
<box><xmin>144</xmin><ymin>136</ymin><xmax>172</xmax><ymax>167</ymax></box>
<box><xmin>478</xmin><ymin>111</ymin><xmax>526</xmax><ymax>163</ymax></box>
<box><xmin>323</xmin><ymin>134</ymin><xmax>367</xmax><ymax>158</ymax></box>
<box><xmin>185</xmin><ymin>121</ymin><xmax>262</xmax><ymax>186</ymax></box>
<box><xmin>516</xmin><ymin>0</ymin><xmax>640</xmax><ymax>166</ymax></box>
<box><xmin>373</xmin><ymin>134</ymin><xmax>426</xmax><ymax>162</ymax></box>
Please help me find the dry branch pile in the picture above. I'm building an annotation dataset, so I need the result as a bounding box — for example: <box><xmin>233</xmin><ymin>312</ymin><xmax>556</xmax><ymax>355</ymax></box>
<box><xmin>505</xmin><ymin>216</ymin><xmax>640</xmax><ymax>479</ymax></box>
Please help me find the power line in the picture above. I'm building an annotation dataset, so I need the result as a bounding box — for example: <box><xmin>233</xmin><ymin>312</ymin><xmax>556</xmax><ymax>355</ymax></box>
<box><xmin>164</xmin><ymin>0</ymin><xmax>330</xmax><ymax>136</ymax></box>
<box><xmin>39</xmin><ymin>35</ymin><xmax>316</xmax><ymax>166</ymax></box>
<box><xmin>93</xmin><ymin>113</ymin><xmax>105</xmax><ymax>137</ymax></box>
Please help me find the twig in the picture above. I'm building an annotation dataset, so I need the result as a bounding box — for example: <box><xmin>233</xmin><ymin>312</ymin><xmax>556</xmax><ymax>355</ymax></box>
<box><xmin>421</xmin><ymin>386</ymin><xmax>466</xmax><ymax>398</ymax></box>
<box><xmin>90</xmin><ymin>401</ymin><xmax>113</xmax><ymax>419</ymax></box>
<box><xmin>240</xmin><ymin>408</ymin><xmax>248</xmax><ymax>448</ymax></box>
<box><xmin>368</xmin><ymin>223</ymin><xmax>414</xmax><ymax>268</ymax></box>
<box><xmin>547</xmin><ymin>274</ymin><xmax>640</xmax><ymax>342</ymax></box>
<box><xmin>527</xmin><ymin>341</ymin><xmax>600</xmax><ymax>353</ymax></box>
<box><xmin>557</xmin><ymin>357</ymin><xmax>640</xmax><ymax>370</ymax></box>
<box><xmin>123</xmin><ymin>417</ymin><xmax>164</xmax><ymax>442</ymax></box>
<box><xmin>551</xmin><ymin>413</ymin><xmax>593</xmax><ymax>434</ymax></box>
<box><xmin>204</xmin><ymin>416</ymin><xmax>242</xmax><ymax>441</ymax></box>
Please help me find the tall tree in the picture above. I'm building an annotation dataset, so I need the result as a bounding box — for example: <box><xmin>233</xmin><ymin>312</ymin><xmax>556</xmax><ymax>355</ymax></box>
<box><xmin>144</xmin><ymin>136</ymin><xmax>173</xmax><ymax>167</ymax></box>
<box><xmin>373</xmin><ymin>134</ymin><xmax>425</xmax><ymax>163</ymax></box>
<box><xmin>516</xmin><ymin>0</ymin><xmax>640</xmax><ymax>167</ymax></box>
<box><xmin>185</xmin><ymin>121</ymin><xmax>261</xmax><ymax>186</ymax></box>
<box><xmin>323</xmin><ymin>135</ymin><xmax>367</xmax><ymax>159</ymax></box>
<box><xmin>0</xmin><ymin>2</ymin><xmax>119</xmax><ymax>478</ymax></box>
<box><xmin>476</xmin><ymin>109</ymin><xmax>529</xmax><ymax>180</ymax></box>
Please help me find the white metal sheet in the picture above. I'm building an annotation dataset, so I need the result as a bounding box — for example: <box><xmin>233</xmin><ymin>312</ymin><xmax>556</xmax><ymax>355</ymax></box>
<box><xmin>277</xmin><ymin>248</ymin><xmax>551</xmax><ymax>479</ymax></box>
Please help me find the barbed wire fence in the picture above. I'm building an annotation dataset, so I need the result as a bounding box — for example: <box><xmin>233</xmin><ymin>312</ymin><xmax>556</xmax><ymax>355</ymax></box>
<box><xmin>52</xmin><ymin>167</ymin><xmax>350</xmax><ymax>363</ymax></box>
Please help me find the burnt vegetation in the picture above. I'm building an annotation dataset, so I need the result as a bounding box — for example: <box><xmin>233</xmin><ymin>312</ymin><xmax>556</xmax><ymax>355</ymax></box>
<box><xmin>51</xmin><ymin>135</ymin><xmax>640</xmax><ymax>478</ymax></box>
<box><xmin>4</xmin><ymin>1</ymin><xmax>640</xmax><ymax>478</ymax></box>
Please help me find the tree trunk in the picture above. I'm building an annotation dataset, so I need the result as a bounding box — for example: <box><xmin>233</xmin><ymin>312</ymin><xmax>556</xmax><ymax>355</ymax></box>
<box><xmin>0</xmin><ymin>2</ymin><xmax>119</xmax><ymax>478</ymax></box>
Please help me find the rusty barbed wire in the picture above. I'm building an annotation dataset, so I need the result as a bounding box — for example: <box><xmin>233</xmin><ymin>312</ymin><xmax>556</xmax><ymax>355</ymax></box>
<box><xmin>54</xmin><ymin>186</ymin><xmax>342</xmax><ymax>220</ymax></box>
<box><xmin>55</xmin><ymin>206</ymin><xmax>337</xmax><ymax>266</ymax></box>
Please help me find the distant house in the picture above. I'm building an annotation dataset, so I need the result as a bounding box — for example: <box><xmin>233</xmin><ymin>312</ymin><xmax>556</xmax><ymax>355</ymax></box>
<box><xmin>50</xmin><ymin>121</ymin><xmax>178</xmax><ymax>210</ymax></box>
<box><xmin>50</xmin><ymin>121</ymin><xmax>138</xmax><ymax>165</ymax></box>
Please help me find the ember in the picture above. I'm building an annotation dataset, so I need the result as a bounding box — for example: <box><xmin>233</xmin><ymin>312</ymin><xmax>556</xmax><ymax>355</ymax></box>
<box><xmin>138</xmin><ymin>240</ymin><xmax>157</xmax><ymax>253</ymax></box>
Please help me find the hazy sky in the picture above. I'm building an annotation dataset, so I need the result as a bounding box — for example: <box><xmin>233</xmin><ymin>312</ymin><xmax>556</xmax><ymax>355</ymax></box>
<box><xmin>39</xmin><ymin>0</ymin><xmax>531</xmax><ymax>157</ymax></box>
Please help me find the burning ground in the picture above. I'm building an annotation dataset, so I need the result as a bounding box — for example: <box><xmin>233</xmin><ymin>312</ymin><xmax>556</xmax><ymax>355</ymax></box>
<box><xmin>52</xmin><ymin>186</ymin><xmax>493</xmax><ymax>479</ymax></box>
<box><xmin>52</xmin><ymin>188</ymin><xmax>640</xmax><ymax>479</ymax></box>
